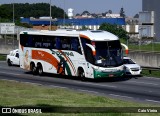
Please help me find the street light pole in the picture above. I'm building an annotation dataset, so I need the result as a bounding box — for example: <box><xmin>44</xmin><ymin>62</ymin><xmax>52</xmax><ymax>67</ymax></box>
<box><xmin>152</xmin><ymin>33</ymin><xmax>156</xmax><ymax>52</ymax></box>
<box><xmin>13</xmin><ymin>0</ymin><xmax>15</xmax><ymax>49</ymax></box>
<box><xmin>49</xmin><ymin>0</ymin><xmax>52</xmax><ymax>30</ymax></box>
<box><xmin>63</xmin><ymin>0</ymin><xmax>65</xmax><ymax>26</ymax></box>
<box><xmin>139</xmin><ymin>26</ymin><xmax>145</xmax><ymax>51</ymax></box>
<box><xmin>13</xmin><ymin>0</ymin><xmax>14</xmax><ymax>23</ymax></box>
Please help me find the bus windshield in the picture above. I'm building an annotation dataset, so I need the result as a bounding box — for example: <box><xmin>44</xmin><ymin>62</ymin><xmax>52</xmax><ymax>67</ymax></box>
<box><xmin>94</xmin><ymin>40</ymin><xmax>123</xmax><ymax>67</ymax></box>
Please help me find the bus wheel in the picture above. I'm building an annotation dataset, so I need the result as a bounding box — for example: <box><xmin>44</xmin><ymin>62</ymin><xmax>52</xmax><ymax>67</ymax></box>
<box><xmin>37</xmin><ymin>64</ymin><xmax>43</xmax><ymax>76</ymax></box>
<box><xmin>78</xmin><ymin>68</ymin><xmax>86</xmax><ymax>81</ymax></box>
<box><xmin>30</xmin><ymin>63</ymin><xmax>37</xmax><ymax>75</ymax></box>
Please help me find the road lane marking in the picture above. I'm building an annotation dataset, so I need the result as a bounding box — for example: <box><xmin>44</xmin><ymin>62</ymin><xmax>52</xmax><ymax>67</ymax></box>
<box><xmin>109</xmin><ymin>94</ymin><xmax>133</xmax><ymax>99</ymax></box>
<box><xmin>23</xmin><ymin>82</ymin><xmax>43</xmax><ymax>86</ymax></box>
<box><xmin>148</xmin><ymin>91</ymin><xmax>153</xmax><ymax>93</ymax></box>
<box><xmin>0</xmin><ymin>71</ymin><xmax>116</xmax><ymax>89</ymax></box>
<box><xmin>145</xmin><ymin>77</ymin><xmax>160</xmax><ymax>80</ymax></box>
<box><xmin>78</xmin><ymin>89</ymin><xmax>99</xmax><ymax>94</ymax></box>
<box><xmin>128</xmin><ymin>81</ymin><xmax>159</xmax><ymax>86</ymax></box>
<box><xmin>48</xmin><ymin>85</ymin><xmax>68</xmax><ymax>89</ymax></box>
<box><xmin>0</xmin><ymin>79</ymin><xmax>19</xmax><ymax>82</ymax></box>
<box><xmin>0</xmin><ymin>71</ymin><xmax>21</xmax><ymax>76</ymax></box>
<box><xmin>146</xmin><ymin>99</ymin><xmax>160</xmax><ymax>103</ymax></box>
<box><xmin>0</xmin><ymin>61</ymin><xmax>6</xmax><ymax>63</ymax></box>
<box><xmin>74</xmin><ymin>81</ymin><xmax>117</xmax><ymax>88</ymax></box>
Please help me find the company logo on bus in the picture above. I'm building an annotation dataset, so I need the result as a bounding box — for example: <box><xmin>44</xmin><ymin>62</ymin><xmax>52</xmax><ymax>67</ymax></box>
<box><xmin>52</xmin><ymin>51</ymin><xmax>74</xmax><ymax>57</ymax></box>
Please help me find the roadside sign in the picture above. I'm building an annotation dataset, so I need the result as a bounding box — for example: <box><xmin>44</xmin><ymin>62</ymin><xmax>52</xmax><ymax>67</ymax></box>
<box><xmin>0</xmin><ymin>23</ymin><xmax>15</xmax><ymax>34</ymax></box>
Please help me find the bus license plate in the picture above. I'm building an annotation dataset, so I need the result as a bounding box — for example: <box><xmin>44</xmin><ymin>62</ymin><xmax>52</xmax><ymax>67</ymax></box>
<box><xmin>109</xmin><ymin>74</ymin><xmax>114</xmax><ymax>77</ymax></box>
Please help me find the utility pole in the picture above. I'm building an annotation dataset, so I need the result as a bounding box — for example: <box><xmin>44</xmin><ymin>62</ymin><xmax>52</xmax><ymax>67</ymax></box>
<box><xmin>49</xmin><ymin>0</ymin><xmax>52</xmax><ymax>30</ymax></box>
<box><xmin>63</xmin><ymin>0</ymin><xmax>65</xmax><ymax>26</ymax></box>
<box><xmin>13</xmin><ymin>0</ymin><xmax>15</xmax><ymax>49</ymax></box>
<box><xmin>13</xmin><ymin>0</ymin><xmax>14</xmax><ymax>23</ymax></box>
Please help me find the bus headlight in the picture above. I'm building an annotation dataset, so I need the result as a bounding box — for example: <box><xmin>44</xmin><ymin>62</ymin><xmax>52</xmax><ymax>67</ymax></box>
<box><xmin>93</xmin><ymin>66</ymin><xmax>99</xmax><ymax>70</ymax></box>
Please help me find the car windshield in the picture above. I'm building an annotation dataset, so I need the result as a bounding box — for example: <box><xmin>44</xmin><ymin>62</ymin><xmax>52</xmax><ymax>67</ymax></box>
<box><xmin>94</xmin><ymin>40</ymin><xmax>123</xmax><ymax>67</ymax></box>
<box><xmin>123</xmin><ymin>58</ymin><xmax>135</xmax><ymax>64</ymax></box>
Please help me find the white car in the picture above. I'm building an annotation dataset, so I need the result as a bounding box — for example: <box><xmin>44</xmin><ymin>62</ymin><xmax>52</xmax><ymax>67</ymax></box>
<box><xmin>123</xmin><ymin>57</ymin><xmax>142</xmax><ymax>76</ymax></box>
<box><xmin>6</xmin><ymin>49</ymin><xmax>20</xmax><ymax>66</ymax></box>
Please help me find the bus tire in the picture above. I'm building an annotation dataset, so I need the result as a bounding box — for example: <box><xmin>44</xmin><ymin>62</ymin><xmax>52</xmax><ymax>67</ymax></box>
<box><xmin>30</xmin><ymin>63</ymin><xmax>37</xmax><ymax>75</ymax></box>
<box><xmin>78</xmin><ymin>68</ymin><xmax>86</xmax><ymax>81</ymax></box>
<box><xmin>37</xmin><ymin>63</ymin><xmax>43</xmax><ymax>76</ymax></box>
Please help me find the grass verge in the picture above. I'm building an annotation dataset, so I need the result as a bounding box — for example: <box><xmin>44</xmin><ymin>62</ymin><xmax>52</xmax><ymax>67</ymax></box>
<box><xmin>0</xmin><ymin>55</ymin><xmax>6</xmax><ymax>61</ymax></box>
<box><xmin>0</xmin><ymin>80</ymin><xmax>159</xmax><ymax>116</ymax></box>
<box><xmin>142</xmin><ymin>69</ymin><xmax>160</xmax><ymax>78</ymax></box>
<box><xmin>129</xmin><ymin>43</ymin><xmax>160</xmax><ymax>52</ymax></box>
<box><xmin>120</xmin><ymin>39</ymin><xmax>160</xmax><ymax>52</ymax></box>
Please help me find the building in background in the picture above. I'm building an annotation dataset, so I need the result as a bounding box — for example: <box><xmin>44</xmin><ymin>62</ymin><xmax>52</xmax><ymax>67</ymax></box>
<box><xmin>139</xmin><ymin>11</ymin><xmax>154</xmax><ymax>40</ymax></box>
<box><xmin>142</xmin><ymin>0</ymin><xmax>160</xmax><ymax>41</ymax></box>
<box><xmin>21</xmin><ymin>17</ymin><xmax>125</xmax><ymax>30</ymax></box>
<box><xmin>68</xmin><ymin>8</ymin><xmax>74</xmax><ymax>19</ymax></box>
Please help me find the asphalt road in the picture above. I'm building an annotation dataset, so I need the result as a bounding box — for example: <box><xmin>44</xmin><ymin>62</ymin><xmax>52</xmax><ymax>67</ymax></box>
<box><xmin>0</xmin><ymin>61</ymin><xmax>160</xmax><ymax>105</ymax></box>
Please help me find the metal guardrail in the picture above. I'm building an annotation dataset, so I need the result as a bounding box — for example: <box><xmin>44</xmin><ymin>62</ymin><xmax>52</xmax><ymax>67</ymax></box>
<box><xmin>142</xmin><ymin>66</ymin><xmax>160</xmax><ymax>74</ymax></box>
<box><xmin>0</xmin><ymin>53</ymin><xmax>7</xmax><ymax>56</ymax></box>
<box><xmin>142</xmin><ymin>66</ymin><xmax>160</xmax><ymax>70</ymax></box>
<box><xmin>129</xmin><ymin>50</ymin><xmax>160</xmax><ymax>54</ymax></box>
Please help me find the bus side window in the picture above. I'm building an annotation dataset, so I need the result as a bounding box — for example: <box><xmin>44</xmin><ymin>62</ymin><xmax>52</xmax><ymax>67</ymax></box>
<box><xmin>56</xmin><ymin>37</ymin><xmax>62</xmax><ymax>49</ymax></box>
<box><xmin>81</xmin><ymin>38</ymin><xmax>91</xmax><ymax>49</ymax></box>
<box><xmin>50</xmin><ymin>36</ymin><xmax>56</xmax><ymax>49</ymax></box>
<box><xmin>34</xmin><ymin>35</ymin><xmax>42</xmax><ymax>48</ymax></box>
<box><xmin>61</xmin><ymin>37</ymin><xmax>71</xmax><ymax>50</ymax></box>
<box><xmin>27</xmin><ymin>35</ymin><xmax>33</xmax><ymax>47</ymax></box>
<box><xmin>81</xmin><ymin>37</ymin><xmax>92</xmax><ymax>60</ymax></box>
<box><xmin>85</xmin><ymin>46</ymin><xmax>95</xmax><ymax>64</ymax></box>
<box><xmin>81</xmin><ymin>37</ymin><xmax>91</xmax><ymax>51</ymax></box>
<box><xmin>71</xmin><ymin>38</ymin><xmax>78</xmax><ymax>51</ymax></box>
<box><xmin>20</xmin><ymin>34</ymin><xmax>28</xmax><ymax>47</ymax></box>
<box><xmin>71</xmin><ymin>38</ymin><xmax>82</xmax><ymax>54</ymax></box>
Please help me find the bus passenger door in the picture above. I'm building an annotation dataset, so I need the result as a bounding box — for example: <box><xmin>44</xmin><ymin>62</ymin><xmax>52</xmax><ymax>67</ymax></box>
<box><xmin>83</xmin><ymin>44</ymin><xmax>95</xmax><ymax>78</ymax></box>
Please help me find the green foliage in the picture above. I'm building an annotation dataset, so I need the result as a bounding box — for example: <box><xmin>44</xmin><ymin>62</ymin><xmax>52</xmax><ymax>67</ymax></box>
<box><xmin>0</xmin><ymin>79</ymin><xmax>156</xmax><ymax>108</ymax></box>
<box><xmin>0</xmin><ymin>55</ymin><xmax>6</xmax><ymax>61</ymax></box>
<box><xmin>128</xmin><ymin>43</ymin><xmax>160</xmax><ymax>52</ymax></box>
<box><xmin>142</xmin><ymin>69</ymin><xmax>160</xmax><ymax>78</ymax></box>
<box><xmin>82</xmin><ymin>26</ymin><xmax>88</xmax><ymax>30</ymax></box>
<box><xmin>99</xmin><ymin>23</ymin><xmax>128</xmax><ymax>39</ymax></box>
<box><xmin>14</xmin><ymin>19</ymin><xmax>33</xmax><ymax>27</ymax></box>
<box><xmin>0</xmin><ymin>3</ymin><xmax>67</xmax><ymax>21</ymax></box>
<box><xmin>120</xmin><ymin>37</ymin><xmax>160</xmax><ymax>52</ymax></box>
<box><xmin>120</xmin><ymin>7</ymin><xmax>126</xmax><ymax>18</ymax></box>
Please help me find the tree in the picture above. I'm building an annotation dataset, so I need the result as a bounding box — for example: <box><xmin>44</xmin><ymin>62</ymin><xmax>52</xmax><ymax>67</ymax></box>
<box><xmin>134</xmin><ymin>14</ymin><xmax>139</xmax><ymax>18</ymax></box>
<box><xmin>76</xmin><ymin>13</ymin><xmax>80</xmax><ymax>16</ymax></box>
<box><xmin>81</xmin><ymin>11</ymin><xmax>90</xmax><ymax>16</ymax></box>
<box><xmin>120</xmin><ymin>7</ymin><xmax>125</xmax><ymax>18</ymax></box>
<box><xmin>99</xmin><ymin>23</ymin><xmax>128</xmax><ymax>39</ymax></box>
<box><xmin>0</xmin><ymin>3</ymin><xmax>67</xmax><ymax>20</ymax></box>
<box><xmin>108</xmin><ymin>10</ymin><xmax>112</xmax><ymax>14</ymax></box>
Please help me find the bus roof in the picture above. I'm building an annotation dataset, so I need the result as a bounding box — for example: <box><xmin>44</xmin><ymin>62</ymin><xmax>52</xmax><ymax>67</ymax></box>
<box><xmin>20</xmin><ymin>29</ymin><xmax>119</xmax><ymax>41</ymax></box>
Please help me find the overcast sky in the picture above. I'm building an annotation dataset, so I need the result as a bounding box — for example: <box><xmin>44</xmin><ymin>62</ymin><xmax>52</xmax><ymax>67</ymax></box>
<box><xmin>0</xmin><ymin>0</ymin><xmax>142</xmax><ymax>16</ymax></box>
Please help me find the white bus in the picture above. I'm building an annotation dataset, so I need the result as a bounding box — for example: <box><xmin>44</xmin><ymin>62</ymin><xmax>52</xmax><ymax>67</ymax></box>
<box><xmin>19</xmin><ymin>29</ymin><xmax>124</xmax><ymax>79</ymax></box>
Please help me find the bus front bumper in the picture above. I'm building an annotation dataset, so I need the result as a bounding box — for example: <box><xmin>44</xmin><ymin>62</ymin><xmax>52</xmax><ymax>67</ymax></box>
<box><xmin>94</xmin><ymin>70</ymin><xmax>124</xmax><ymax>79</ymax></box>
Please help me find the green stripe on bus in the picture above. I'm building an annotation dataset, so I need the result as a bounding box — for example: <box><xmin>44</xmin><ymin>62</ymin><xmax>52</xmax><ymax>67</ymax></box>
<box><xmin>57</xmin><ymin>54</ymin><xmax>72</xmax><ymax>76</ymax></box>
<box><xmin>65</xmin><ymin>64</ymin><xmax>72</xmax><ymax>76</ymax></box>
<box><xmin>94</xmin><ymin>70</ymin><xmax>124</xmax><ymax>78</ymax></box>
<box><xmin>50</xmin><ymin>49</ymin><xmax>73</xmax><ymax>76</ymax></box>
